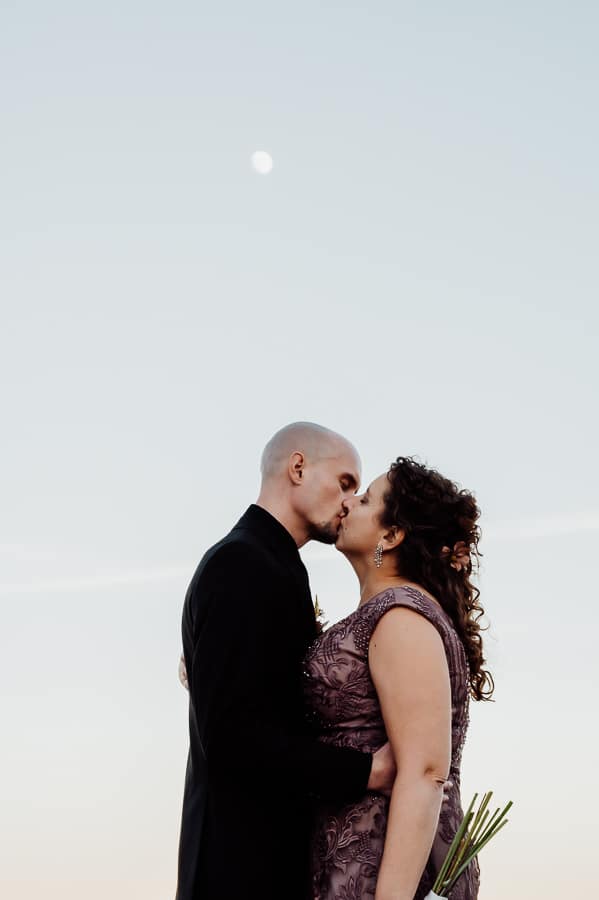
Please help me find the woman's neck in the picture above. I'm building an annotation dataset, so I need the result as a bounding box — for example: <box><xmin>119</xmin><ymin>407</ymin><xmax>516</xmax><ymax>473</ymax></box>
<box><xmin>358</xmin><ymin>572</ymin><xmax>412</xmax><ymax>606</ymax></box>
<box><xmin>344</xmin><ymin>553</ymin><xmax>438</xmax><ymax>608</ymax></box>
<box><xmin>359</xmin><ymin>573</ymin><xmax>443</xmax><ymax>611</ymax></box>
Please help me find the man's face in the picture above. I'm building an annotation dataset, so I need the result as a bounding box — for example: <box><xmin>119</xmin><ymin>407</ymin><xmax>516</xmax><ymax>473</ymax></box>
<box><xmin>302</xmin><ymin>444</ymin><xmax>362</xmax><ymax>544</ymax></box>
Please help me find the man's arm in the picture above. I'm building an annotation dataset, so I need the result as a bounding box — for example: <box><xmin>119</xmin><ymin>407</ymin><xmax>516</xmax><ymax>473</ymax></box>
<box><xmin>185</xmin><ymin>543</ymin><xmax>376</xmax><ymax>803</ymax></box>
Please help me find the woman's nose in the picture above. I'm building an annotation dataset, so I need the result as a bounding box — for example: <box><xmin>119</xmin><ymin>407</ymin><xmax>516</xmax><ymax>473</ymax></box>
<box><xmin>342</xmin><ymin>497</ymin><xmax>354</xmax><ymax>514</ymax></box>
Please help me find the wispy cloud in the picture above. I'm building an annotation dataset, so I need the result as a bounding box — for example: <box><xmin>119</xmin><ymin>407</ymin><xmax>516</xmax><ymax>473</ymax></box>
<box><xmin>0</xmin><ymin>566</ymin><xmax>190</xmax><ymax>595</ymax></box>
<box><xmin>1</xmin><ymin>511</ymin><xmax>597</xmax><ymax>594</ymax></box>
<box><xmin>0</xmin><ymin>544</ymin><xmax>58</xmax><ymax>562</ymax></box>
<box><xmin>483</xmin><ymin>510</ymin><xmax>599</xmax><ymax>540</ymax></box>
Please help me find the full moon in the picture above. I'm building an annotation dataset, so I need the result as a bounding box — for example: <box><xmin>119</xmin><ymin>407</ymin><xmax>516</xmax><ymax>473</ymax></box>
<box><xmin>251</xmin><ymin>150</ymin><xmax>274</xmax><ymax>175</ymax></box>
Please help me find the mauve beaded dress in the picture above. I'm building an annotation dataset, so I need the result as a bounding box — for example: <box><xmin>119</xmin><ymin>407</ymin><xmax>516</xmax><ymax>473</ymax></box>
<box><xmin>303</xmin><ymin>586</ymin><xmax>480</xmax><ymax>900</ymax></box>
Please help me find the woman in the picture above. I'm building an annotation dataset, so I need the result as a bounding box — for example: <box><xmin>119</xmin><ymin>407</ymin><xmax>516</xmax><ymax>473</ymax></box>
<box><xmin>304</xmin><ymin>456</ymin><xmax>493</xmax><ymax>900</ymax></box>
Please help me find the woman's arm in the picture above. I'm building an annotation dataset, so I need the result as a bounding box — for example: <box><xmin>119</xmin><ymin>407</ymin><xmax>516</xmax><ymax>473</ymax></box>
<box><xmin>369</xmin><ymin>606</ymin><xmax>452</xmax><ymax>900</ymax></box>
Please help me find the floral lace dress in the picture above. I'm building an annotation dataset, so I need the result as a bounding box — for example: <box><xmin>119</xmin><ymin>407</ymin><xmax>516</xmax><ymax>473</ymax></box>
<box><xmin>303</xmin><ymin>586</ymin><xmax>480</xmax><ymax>900</ymax></box>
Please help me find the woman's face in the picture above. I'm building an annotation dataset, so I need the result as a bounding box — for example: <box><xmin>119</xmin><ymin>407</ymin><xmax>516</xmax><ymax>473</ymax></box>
<box><xmin>335</xmin><ymin>472</ymin><xmax>390</xmax><ymax>558</ymax></box>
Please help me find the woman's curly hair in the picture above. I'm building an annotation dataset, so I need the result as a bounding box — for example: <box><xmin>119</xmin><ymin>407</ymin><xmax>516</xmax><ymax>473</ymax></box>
<box><xmin>380</xmin><ymin>457</ymin><xmax>494</xmax><ymax>701</ymax></box>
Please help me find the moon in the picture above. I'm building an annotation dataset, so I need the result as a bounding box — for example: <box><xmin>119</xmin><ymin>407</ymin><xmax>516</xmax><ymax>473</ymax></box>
<box><xmin>251</xmin><ymin>150</ymin><xmax>274</xmax><ymax>175</ymax></box>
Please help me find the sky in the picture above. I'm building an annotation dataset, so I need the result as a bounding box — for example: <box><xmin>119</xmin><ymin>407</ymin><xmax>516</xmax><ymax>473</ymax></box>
<box><xmin>1</xmin><ymin>1</ymin><xmax>598</xmax><ymax>897</ymax></box>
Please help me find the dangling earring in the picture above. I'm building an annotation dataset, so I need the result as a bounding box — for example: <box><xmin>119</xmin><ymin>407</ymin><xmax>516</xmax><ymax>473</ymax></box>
<box><xmin>374</xmin><ymin>541</ymin><xmax>383</xmax><ymax>568</ymax></box>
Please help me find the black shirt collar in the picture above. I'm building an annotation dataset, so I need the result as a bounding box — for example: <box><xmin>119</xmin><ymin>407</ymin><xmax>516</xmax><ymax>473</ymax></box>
<box><xmin>233</xmin><ymin>504</ymin><xmax>303</xmax><ymax>563</ymax></box>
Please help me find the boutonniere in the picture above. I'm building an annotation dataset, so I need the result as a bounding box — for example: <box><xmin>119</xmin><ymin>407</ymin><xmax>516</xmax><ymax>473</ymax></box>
<box><xmin>313</xmin><ymin>594</ymin><xmax>329</xmax><ymax>635</ymax></box>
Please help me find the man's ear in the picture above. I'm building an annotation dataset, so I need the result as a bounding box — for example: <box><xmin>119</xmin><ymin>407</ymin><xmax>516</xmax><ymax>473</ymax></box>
<box><xmin>383</xmin><ymin>526</ymin><xmax>405</xmax><ymax>551</ymax></box>
<box><xmin>288</xmin><ymin>451</ymin><xmax>305</xmax><ymax>486</ymax></box>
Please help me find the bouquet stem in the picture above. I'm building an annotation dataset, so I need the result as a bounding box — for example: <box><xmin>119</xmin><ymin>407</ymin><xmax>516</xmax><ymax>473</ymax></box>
<box><xmin>430</xmin><ymin>791</ymin><xmax>512</xmax><ymax>897</ymax></box>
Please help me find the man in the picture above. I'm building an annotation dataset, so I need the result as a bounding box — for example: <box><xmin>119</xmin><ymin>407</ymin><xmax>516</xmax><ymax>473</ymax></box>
<box><xmin>176</xmin><ymin>422</ymin><xmax>395</xmax><ymax>900</ymax></box>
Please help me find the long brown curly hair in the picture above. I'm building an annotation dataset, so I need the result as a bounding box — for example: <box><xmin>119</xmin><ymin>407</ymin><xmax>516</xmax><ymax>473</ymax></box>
<box><xmin>380</xmin><ymin>457</ymin><xmax>494</xmax><ymax>701</ymax></box>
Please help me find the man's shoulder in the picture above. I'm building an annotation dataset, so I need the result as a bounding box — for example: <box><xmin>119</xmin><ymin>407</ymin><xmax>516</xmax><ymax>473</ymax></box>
<box><xmin>203</xmin><ymin>532</ymin><xmax>264</xmax><ymax>567</ymax></box>
<box><xmin>183</xmin><ymin>533</ymin><xmax>273</xmax><ymax>627</ymax></box>
<box><xmin>190</xmin><ymin>528</ymin><xmax>271</xmax><ymax>587</ymax></box>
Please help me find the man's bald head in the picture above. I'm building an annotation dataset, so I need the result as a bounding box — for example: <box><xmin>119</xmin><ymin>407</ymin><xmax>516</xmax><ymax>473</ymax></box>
<box><xmin>258</xmin><ymin>422</ymin><xmax>362</xmax><ymax>546</ymax></box>
<box><xmin>260</xmin><ymin>422</ymin><xmax>357</xmax><ymax>482</ymax></box>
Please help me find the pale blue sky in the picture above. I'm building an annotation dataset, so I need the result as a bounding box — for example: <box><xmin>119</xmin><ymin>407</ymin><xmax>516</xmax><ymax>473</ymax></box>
<box><xmin>1</xmin><ymin>2</ymin><xmax>598</xmax><ymax>898</ymax></box>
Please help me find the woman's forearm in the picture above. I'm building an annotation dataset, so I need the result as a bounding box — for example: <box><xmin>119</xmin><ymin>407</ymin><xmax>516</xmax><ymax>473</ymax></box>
<box><xmin>374</xmin><ymin>773</ymin><xmax>444</xmax><ymax>900</ymax></box>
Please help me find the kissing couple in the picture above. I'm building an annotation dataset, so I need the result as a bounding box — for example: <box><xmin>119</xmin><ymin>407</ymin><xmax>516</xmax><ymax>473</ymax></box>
<box><xmin>175</xmin><ymin>422</ymin><xmax>493</xmax><ymax>900</ymax></box>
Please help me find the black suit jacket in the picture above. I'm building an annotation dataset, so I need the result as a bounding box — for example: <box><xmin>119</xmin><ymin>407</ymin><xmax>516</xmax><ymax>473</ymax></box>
<box><xmin>176</xmin><ymin>505</ymin><xmax>372</xmax><ymax>900</ymax></box>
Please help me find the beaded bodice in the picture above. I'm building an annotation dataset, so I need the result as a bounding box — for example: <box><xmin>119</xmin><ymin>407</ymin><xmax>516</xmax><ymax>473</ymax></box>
<box><xmin>304</xmin><ymin>586</ymin><xmax>471</xmax><ymax>778</ymax></box>
<box><xmin>303</xmin><ymin>586</ymin><xmax>479</xmax><ymax>900</ymax></box>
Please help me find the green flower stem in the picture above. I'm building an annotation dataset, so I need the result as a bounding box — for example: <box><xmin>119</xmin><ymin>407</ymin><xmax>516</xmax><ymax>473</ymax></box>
<box><xmin>470</xmin><ymin>792</ymin><xmax>492</xmax><ymax>830</ymax></box>
<box><xmin>455</xmin><ymin>808</ymin><xmax>511</xmax><ymax>880</ymax></box>
<box><xmin>445</xmin><ymin>819</ymin><xmax>509</xmax><ymax>893</ymax></box>
<box><xmin>478</xmin><ymin>801</ymin><xmax>513</xmax><ymax>844</ymax></box>
<box><xmin>434</xmin><ymin>811</ymin><xmax>472</xmax><ymax>891</ymax></box>
<box><xmin>476</xmin><ymin>806</ymin><xmax>501</xmax><ymax>841</ymax></box>
<box><xmin>445</xmin><ymin>819</ymin><xmax>510</xmax><ymax>893</ymax></box>
<box><xmin>460</xmin><ymin>807</ymin><xmax>490</xmax><ymax>864</ymax></box>
<box><xmin>475</xmin><ymin>813</ymin><xmax>510</xmax><ymax>852</ymax></box>
<box><xmin>432</xmin><ymin>793</ymin><xmax>513</xmax><ymax>896</ymax></box>
<box><xmin>449</xmin><ymin>792</ymin><xmax>492</xmax><ymax>877</ymax></box>
<box><xmin>468</xmin><ymin>792</ymin><xmax>493</xmax><ymax>844</ymax></box>
<box><xmin>432</xmin><ymin>794</ymin><xmax>477</xmax><ymax>893</ymax></box>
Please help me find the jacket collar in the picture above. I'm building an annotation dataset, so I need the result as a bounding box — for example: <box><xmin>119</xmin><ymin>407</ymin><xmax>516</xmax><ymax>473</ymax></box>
<box><xmin>233</xmin><ymin>504</ymin><xmax>303</xmax><ymax>563</ymax></box>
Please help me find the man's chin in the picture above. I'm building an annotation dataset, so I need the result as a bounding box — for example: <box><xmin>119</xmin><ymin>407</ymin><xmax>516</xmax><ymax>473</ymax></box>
<box><xmin>309</xmin><ymin>523</ymin><xmax>340</xmax><ymax>545</ymax></box>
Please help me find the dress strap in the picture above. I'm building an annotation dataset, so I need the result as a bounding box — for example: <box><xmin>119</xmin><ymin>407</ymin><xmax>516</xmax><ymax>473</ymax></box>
<box><xmin>353</xmin><ymin>585</ymin><xmax>453</xmax><ymax>655</ymax></box>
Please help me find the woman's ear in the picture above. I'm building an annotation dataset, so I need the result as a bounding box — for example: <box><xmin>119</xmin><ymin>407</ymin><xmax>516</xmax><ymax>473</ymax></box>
<box><xmin>383</xmin><ymin>526</ymin><xmax>405</xmax><ymax>550</ymax></box>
